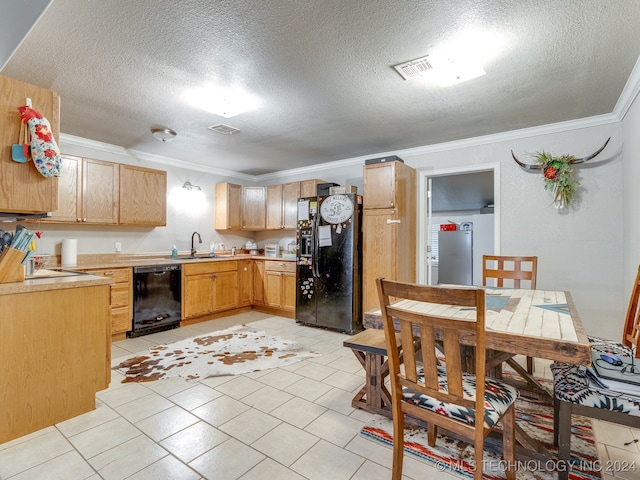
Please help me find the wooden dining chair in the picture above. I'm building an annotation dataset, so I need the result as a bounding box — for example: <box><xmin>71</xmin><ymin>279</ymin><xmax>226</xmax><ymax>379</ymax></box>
<box><xmin>482</xmin><ymin>255</ymin><xmax>538</xmax><ymax>375</ymax></box>
<box><xmin>376</xmin><ymin>277</ymin><xmax>518</xmax><ymax>480</ymax></box>
<box><xmin>550</xmin><ymin>264</ymin><xmax>640</xmax><ymax>480</ymax></box>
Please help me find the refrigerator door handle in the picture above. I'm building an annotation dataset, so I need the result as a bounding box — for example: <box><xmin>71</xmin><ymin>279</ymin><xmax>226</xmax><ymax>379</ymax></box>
<box><xmin>311</xmin><ymin>214</ymin><xmax>319</xmax><ymax>278</ymax></box>
<box><xmin>386</xmin><ymin>219</ymin><xmax>401</xmax><ymax>224</ymax></box>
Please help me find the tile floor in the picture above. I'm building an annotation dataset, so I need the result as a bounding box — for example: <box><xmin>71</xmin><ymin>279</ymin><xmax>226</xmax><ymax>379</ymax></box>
<box><xmin>1</xmin><ymin>311</ymin><xmax>640</xmax><ymax>480</ymax></box>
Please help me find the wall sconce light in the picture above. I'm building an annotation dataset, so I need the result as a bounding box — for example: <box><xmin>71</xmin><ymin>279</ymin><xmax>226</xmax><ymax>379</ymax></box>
<box><xmin>151</xmin><ymin>128</ymin><xmax>177</xmax><ymax>142</ymax></box>
<box><xmin>182</xmin><ymin>181</ymin><xmax>202</xmax><ymax>191</ymax></box>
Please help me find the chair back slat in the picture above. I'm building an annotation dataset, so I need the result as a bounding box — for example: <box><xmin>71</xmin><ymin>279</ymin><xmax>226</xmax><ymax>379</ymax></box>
<box><xmin>377</xmin><ymin>278</ymin><xmax>485</xmax><ymax>413</ymax></box>
<box><xmin>482</xmin><ymin>255</ymin><xmax>538</xmax><ymax>289</ymax></box>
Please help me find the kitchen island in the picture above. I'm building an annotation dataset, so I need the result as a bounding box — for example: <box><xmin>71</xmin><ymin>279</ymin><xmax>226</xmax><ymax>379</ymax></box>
<box><xmin>0</xmin><ymin>270</ymin><xmax>112</xmax><ymax>443</ymax></box>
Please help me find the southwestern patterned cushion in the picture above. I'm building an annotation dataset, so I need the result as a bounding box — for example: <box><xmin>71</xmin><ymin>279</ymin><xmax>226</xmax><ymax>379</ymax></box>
<box><xmin>588</xmin><ymin>335</ymin><xmax>632</xmax><ymax>356</ymax></box>
<box><xmin>550</xmin><ymin>362</ymin><xmax>640</xmax><ymax>416</ymax></box>
<box><xmin>401</xmin><ymin>366</ymin><xmax>519</xmax><ymax>429</ymax></box>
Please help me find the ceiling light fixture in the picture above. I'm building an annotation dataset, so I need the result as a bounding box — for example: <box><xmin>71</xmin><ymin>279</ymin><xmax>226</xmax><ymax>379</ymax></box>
<box><xmin>185</xmin><ymin>86</ymin><xmax>260</xmax><ymax>118</ymax></box>
<box><xmin>182</xmin><ymin>181</ymin><xmax>201</xmax><ymax>191</ymax></box>
<box><xmin>393</xmin><ymin>54</ymin><xmax>485</xmax><ymax>86</ymax></box>
<box><xmin>151</xmin><ymin>128</ymin><xmax>177</xmax><ymax>142</ymax></box>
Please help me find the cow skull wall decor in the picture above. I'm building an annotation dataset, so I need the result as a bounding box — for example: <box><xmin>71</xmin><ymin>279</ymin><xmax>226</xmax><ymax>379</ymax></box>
<box><xmin>511</xmin><ymin>137</ymin><xmax>610</xmax><ymax>209</ymax></box>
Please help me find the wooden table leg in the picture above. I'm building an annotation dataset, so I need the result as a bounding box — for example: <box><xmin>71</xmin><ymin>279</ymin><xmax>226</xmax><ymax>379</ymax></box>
<box><xmin>349</xmin><ymin>348</ymin><xmax>392</xmax><ymax>416</ymax></box>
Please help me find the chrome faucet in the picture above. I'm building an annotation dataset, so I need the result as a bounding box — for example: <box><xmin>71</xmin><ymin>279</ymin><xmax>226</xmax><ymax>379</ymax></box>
<box><xmin>191</xmin><ymin>231</ymin><xmax>202</xmax><ymax>257</ymax></box>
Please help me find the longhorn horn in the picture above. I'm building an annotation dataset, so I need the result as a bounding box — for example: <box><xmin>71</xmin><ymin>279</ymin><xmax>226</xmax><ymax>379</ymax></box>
<box><xmin>511</xmin><ymin>137</ymin><xmax>611</xmax><ymax>170</ymax></box>
<box><xmin>569</xmin><ymin>136</ymin><xmax>611</xmax><ymax>165</ymax></box>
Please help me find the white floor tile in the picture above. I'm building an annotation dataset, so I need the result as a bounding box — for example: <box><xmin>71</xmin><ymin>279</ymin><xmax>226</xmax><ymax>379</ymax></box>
<box><xmin>250</xmin><ymin>422</ymin><xmax>319</xmax><ymax>466</ymax></box>
<box><xmin>168</xmin><ymin>383</ymin><xmax>223</xmax><ymax>411</ymax></box>
<box><xmin>188</xmin><ymin>438</ymin><xmax>265</xmax><ymax>479</ymax></box>
<box><xmin>89</xmin><ymin>435</ymin><xmax>168</xmax><ymax>480</ymax></box>
<box><xmin>125</xmin><ymin>454</ymin><xmax>201</xmax><ymax>480</ymax></box>
<box><xmin>160</xmin><ymin>421</ymin><xmax>229</xmax><ymax>463</ymax></box>
<box><xmin>8</xmin><ymin>450</ymin><xmax>94</xmax><ymax>480</ymax></box>
<box><xmin>68</xmin><ymin>417</ymin><xmax>142</xmax><ymax>459</ymax></box>
<box><xmin>0</xmin><ymin>430</ymin><xmax>74</xmax><ymax>478</ymax></box>
<box><xmin>218</xmin><ymin>407</ymin><xmax>282</xmax><ymax>444</ymax></box>
<box><xmin>271</xmin><ymin>396</ymin><xmax>327</xmax><ymax>428</ymax></box>
<box><xmin>191</xmin><ymin>394</ymin><xmax>250</xmax><ymax>427</ymax></box>
<box><xmin>239</xmin><ymin>458</ymin><xmax>307</xmax><ymax>480</ymax></box>
<box><xmin>291</xmin><ymin>439</ymin><xmax>365</xmax><ymax>480</ymax></box>
<box><xmin>134</xmin><ymin>405</ymin><xmax>200</xmax><ymax>442</ymax></box>
<box><xmin>304</xmin><ymin>410</ymin><xmax>365</xmax><ymax>447</ymax></box>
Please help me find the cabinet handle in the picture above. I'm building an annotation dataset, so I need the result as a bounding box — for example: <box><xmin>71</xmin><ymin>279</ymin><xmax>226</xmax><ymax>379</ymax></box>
<box><xmin>210</xmin><ymin>274</ymin><xmax>216</xmax><ymax>279</ymax></box>
<box><xmin>386</xmin><ymin>219</ymin><xmax>401</xmax><ymax>224</ymax></box>
<box><xmin>104</xmin><ymin>271</ymin><xmax>114</xmax><ymax>276</ymax></box>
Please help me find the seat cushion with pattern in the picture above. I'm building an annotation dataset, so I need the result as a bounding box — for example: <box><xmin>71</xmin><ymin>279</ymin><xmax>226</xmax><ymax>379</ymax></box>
<box><xmin>402</xmin><ymin>366</ymin><xmax>519</xmax><ymax>428</ymax></box>
<box><xmin>550</xmin><ymin>362</ymin><xmax>640</xmax><ymax>416</ymax></box>
<box><xmin>588</xmin><ymin>335</ymin><xmax>633</xmax><ymax>356</ymax></box>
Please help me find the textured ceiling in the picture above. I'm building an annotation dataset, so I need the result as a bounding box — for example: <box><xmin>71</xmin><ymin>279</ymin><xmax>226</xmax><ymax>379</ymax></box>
<box><xmin>2</xmin><ymin>0</ymin><xmax>640</xmax><ymax>176</ymax></box>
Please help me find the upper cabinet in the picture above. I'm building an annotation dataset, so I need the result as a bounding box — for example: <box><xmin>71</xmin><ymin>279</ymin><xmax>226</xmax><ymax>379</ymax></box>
<box><xmin>0</xmin><ymin>75</ymin><xmax>60</xmax><ymax>213</ymax></box>
<box><xmin>215</xmin><ymin>183</ymin><xmax>242</xmax><ymax>230</ymax></box>
<box><xmin>119</xmin><ymin>165</ymin><xmax>166</xmax><ymax>226</ymax></box>
<box><xmin>46</xmin><ymin>156</ymin><xmax>166</xmax><ymax>226</ymax></box>
<box><xmin>242</xmin><ymin>186</ymin><xmax>266</xmax><ymax>230</ymax></box>
<box><xmin>300</xmin><ymin>179</ymin><xmax>327</xmax><ymax>198</ymax></box>
<box><xmin>362</xmin><ymin>162</ymin><xmax>408</xmax><ymax>209</ymax></box>
<box><xmin>266</xmin><ymin>181</ymin><xmax>300</xmax><ymax>230</ymax></box>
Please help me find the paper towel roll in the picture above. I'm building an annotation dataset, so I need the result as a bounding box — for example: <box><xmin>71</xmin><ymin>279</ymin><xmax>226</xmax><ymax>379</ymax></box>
<box><xmin>61</xmin><ymin>239</ymin><xmax>78</xmax><ymax>266</ymax></box>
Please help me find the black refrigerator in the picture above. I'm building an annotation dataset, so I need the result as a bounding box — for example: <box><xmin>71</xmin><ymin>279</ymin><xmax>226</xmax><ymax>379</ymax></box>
<box><xmin>296</xmin><ymin>194</ymin><xmax>363</xmax><ymax>334</ymax></box>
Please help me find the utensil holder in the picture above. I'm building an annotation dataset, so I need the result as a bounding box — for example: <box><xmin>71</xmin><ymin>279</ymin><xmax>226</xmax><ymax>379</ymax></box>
<box><xmin>0</xmin><ymin>248</ymin><xmax>26</xmax><ymax>283</ymax></box>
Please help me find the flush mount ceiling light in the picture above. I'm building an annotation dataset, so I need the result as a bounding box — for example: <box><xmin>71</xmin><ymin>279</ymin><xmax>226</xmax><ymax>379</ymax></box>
<box><xmin>151</xmin><ymin>128</ymin><xmax>177</xmax><ymax>142</ymax></box>
<box><xmin>182</xmin><ymin>181</ymin><xmax>201</xmax><ymax>191</ymax></box>
<box><xmin>185</xmin><ymin>86</ymin><xmax>260</xmax><ymax>118</ymax></box>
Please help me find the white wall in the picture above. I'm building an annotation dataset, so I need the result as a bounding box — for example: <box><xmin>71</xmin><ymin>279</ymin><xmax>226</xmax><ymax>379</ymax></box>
<box><xmin>622</xmin><ymin>82</ymin><xmax>640</xmax><ymax>315</ymax></box>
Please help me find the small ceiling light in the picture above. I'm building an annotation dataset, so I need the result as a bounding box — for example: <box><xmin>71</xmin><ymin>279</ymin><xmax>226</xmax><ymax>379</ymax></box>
<box><xmin>182</xmin><ymin>181</ymin><xmax>201</xmax><ymax>191</ymax></box>
<box><xmin>184</xmin><ymin>86</ymin><xmax>260</xmax><ymax>118</ymax></box>
<box><xmin>151</xmin><ymin>128</ymin><xmax>177</xmax><ymax>142</ymax></box>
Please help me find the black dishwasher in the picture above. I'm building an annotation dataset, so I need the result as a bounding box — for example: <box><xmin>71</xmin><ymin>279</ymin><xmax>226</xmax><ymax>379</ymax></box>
<box><xmin>130</xmin><ymin>264</ymin><xmax>182</xmax><ymax>337</ymax></box>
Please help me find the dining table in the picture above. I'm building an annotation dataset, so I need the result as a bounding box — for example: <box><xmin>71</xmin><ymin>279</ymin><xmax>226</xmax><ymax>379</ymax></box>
<box><xmin>345</xmin><ymin>287</ymin><xmax>592</xmax><ymax>458</ymax></box>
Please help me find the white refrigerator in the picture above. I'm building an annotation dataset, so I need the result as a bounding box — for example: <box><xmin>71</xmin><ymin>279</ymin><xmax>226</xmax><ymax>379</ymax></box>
<box><xmin>438</xmin><ymin>230</ymin><xmax>473</xmax><ymax>285</ymax></box>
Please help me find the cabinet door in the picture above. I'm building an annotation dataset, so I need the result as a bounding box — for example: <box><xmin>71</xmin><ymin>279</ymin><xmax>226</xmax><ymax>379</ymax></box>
<box><xmin>215</xmin><ymin>183</ymin><xmax>242</xmax><ymax>230</ymax></box>
<box><xmin>283</xmin><ymin>272</ymin><xmax>296</xmax><ymax>311</ymax></box>
<box><xmin>47</xmin><ymin>155</ymin><xmax>82</xmax><ymax>222</ymax></box>
<box><xmin>212</xmin><ymin>270</ymin><xmax>239</xmax><ymax>311</ymax></box>
<box><xmin>183</xmin><ymin>274</ymin><xmax>214</xmax><ymax>318</ymax></box>
<box><xmin>119</xmin><ymin>165</ymin><xmax>166</xmax><ymax>225</ymax></box>
<box><xmin>82</xmin><ymin>158</ymin><xmax>119</xmax><ymax>224</ymax></box>
<box><xmin>282</xmin><ymin>181</ymin><xmax>301</xmax><ymax>229</ymax></box>
<box><xmin>0</xmin><ymin>75</ymin><xmax>59</xmax><ymax>214</ymax></box>
<box><xmin>238</xmin><ymin>260</ymin><xmax>253</xmax><ymax>306</ymax></box>
<box><xmin>264</xmin><ymin>271</ymin><xmax>283</xmax><ymax>307</ymax></box>
<box><xmin>362</xmin><ymin>209</ymin><xmax>399</xmax><ymax>315</ymax></box>
<box><xmin>363</xmin><ymin>163</ymin><xmax>396</xmax><ymax>209</ymax></box>
<box><xmin>266</xmin><ymin>184</ymin><xmax>283</xmax><ymax>230</ymax></box>
<box><xmin>300</xmin><ymin>179</ymin><xmax>326</xmax><ymax>198</ymax></box>
<box><xmin>242</xmin><ymin>186</ymin><xmax>266</xmax><ymax>230</ymax></box>
<box><xmin>253</xmin><ymin>260</ymin><xmax>265</xmax><ymax>305</ymax></box>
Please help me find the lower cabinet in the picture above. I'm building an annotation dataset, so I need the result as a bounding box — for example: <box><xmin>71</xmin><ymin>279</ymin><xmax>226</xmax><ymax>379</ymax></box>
<box><xmin>237</xmin><ymin>259</ymin><xmax>253</xmax><ymax>306</ymax></box>
<box><xmin>183</xmin><ymin>261</ymin><xmax>239</xmax><ymax>319</ymax></box>
<box><xmin>264</xmin><ymin>260</ymin><xmax>296</xmax><ymax>312</ymax></box>
<box><xmin>80</xmin><ymin>266</ymin><xmax>132</xmax><ymax>338</ymax></box>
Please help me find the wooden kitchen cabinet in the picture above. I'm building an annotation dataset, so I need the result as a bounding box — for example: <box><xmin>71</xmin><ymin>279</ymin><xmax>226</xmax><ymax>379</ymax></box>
<box><xmin>362</xmin><ymin>160</ymin><xmax>416</xmax><ymax>315</ymax></box>
<box><xmin>238</xmin><ymin>259</ymin><xmax>253</xmax><ymax>306</ymax></box>
<box><xmin>264</xmin><ymin>260</ymin><xmax>296</xmax><ymax>312</ymax></box>
<box><xmin>182</xmin><ymin>261</ymin><xmax>239</xmax><ymax>319</ymax></box>
<box><xmin>46</xmin><ymin>156</ymin><xmax>119</xmax><ymax>224</ymax></box>
<box><xmin>266</xmin><ymin>181</ymin><xmax>300</xmax><ymax>230</ymax></box>
<box><xmin>252</xmin><ymin>259</ymin><xmax>265</xmax><ymax>306</ymax></box>
<box><xmin>119</xmin><ymin>164</ymin><xmax>166</xmax><ymax>225</ymax></box>
<box><xmin>242</xmin><ymin>186</ymin><xmax>266</xmax><ymax>230</ymax></box>
<box><xmin>80</xmin><ymin>266</ymin><xmax>132</xmax><ymax>339</ymax></box>
<box><xmin>0</xmin><ymin>75</ymin><xmax>60</xmax><ymax>214</ymax></box>
<box><xmin>300</xmin><ymin>179</ymin><xmax>327</xmax><ymax>198</ymax></box>
<box><xmin>215</xmin><ymin>182</ymin><xmax>242</xmax><ymax>230</ymax></box>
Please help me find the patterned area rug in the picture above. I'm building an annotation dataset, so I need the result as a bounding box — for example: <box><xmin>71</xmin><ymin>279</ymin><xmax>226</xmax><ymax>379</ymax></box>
<box><xmin>114</xmin><ymin>324</ymin><xmax>321</xmax><ymax>382</ymax></box>
<box><xmin>361</xmin><ymin>392</ymin><xmax>601</xmax><ymax>480</ymax></box>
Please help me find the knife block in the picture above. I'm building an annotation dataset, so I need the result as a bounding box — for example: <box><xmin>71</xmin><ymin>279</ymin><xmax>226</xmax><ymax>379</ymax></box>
<box><xmin>0</xmin><ymin>248</ymin><xmax>26</xmax><ymax>283</ymax></box>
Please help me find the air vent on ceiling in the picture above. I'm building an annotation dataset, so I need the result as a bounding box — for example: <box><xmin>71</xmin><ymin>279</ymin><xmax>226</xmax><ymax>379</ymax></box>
<box><xmin>208</xmin><ymin>123</ymin><xmax>240</xmax><ymax>135</ymax></box>
<box><xmin>393</xmin><ymin>55</ymin><xmax>433</xmax><ymax>80</ymax></box>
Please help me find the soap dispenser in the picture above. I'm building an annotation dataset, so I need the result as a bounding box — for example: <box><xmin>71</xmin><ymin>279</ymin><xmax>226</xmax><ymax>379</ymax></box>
<box><xmin>209</xmin><ymin>242</ymin><xmax>215</xmax><ymax>257</ymax></box>
<box><xmin>171</xmin><ymin>245</ymin><xmax>178</xmax><ymax>258</ymax></box>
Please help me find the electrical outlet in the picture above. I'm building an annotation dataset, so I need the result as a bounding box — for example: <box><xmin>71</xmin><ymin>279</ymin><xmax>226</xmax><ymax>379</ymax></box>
<box><xmin>115</xmin><ymin>242</ymin><xmax>122</xmax><ymax>252</ymax></box>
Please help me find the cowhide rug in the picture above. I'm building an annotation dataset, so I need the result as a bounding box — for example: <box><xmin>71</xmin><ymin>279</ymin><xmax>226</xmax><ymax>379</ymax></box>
<box><xmin>114</xmin><ymin>324</ymin><xmax>321</xmax><ymax>383</ymax></box>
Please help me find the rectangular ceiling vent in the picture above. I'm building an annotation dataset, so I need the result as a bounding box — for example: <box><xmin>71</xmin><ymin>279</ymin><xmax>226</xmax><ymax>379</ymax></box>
<box><xmin>208</xmin><ymin>123</ymin><xmax>240</xmax><ymax>135</ymax></box>
<box><xmin>393</xmin><ymin>55</ymin><xmax>433</xmax><ymax>80</ymax></box>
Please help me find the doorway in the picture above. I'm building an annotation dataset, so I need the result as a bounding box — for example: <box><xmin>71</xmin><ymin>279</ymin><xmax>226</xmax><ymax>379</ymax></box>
<box><xmin>417</xmin><ymin>163</ymin><xmax>500</xmax><ymax>285</ymax></box>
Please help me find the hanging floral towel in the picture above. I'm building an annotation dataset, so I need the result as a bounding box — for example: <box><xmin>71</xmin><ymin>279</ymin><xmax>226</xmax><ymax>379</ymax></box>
<box><xmin>18</xmin><ymin>105</ymin><xmax>62</xmax><ymax>178</ymax></box>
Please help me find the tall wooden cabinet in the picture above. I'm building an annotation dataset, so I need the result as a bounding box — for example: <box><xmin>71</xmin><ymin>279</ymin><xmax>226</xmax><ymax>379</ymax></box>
<box><xmin>266</xmin><ymin>181</ymin><xmax>300</xmax><ymax>230</ymax></box>
<box><xmin>215</xmin><ymin>183</ymin><xmax>242</xmax><ymax>230</ymax></box>
<box><xmin>0</xmin><ymin>75</ymin><xmax>60</xmax><ymax>214</ymax></box>
<box><xmin>242</xmin><ymin>186</ymin><xmax>266</xmax><ymax>230</ymax></box>
<box><xmin>362</xmin><ymin>160</ymin><xmax>416</xmax><ymax>315</ymax></box>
